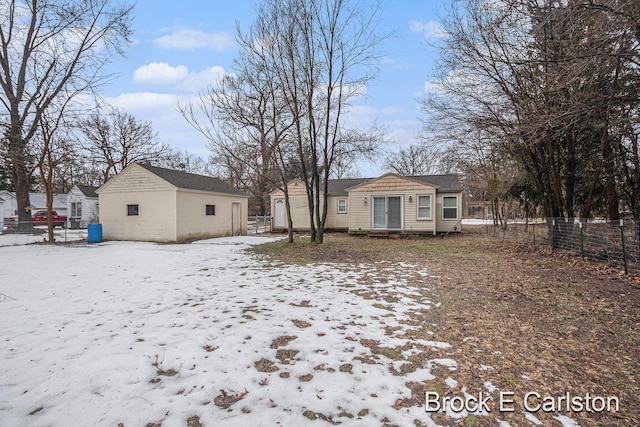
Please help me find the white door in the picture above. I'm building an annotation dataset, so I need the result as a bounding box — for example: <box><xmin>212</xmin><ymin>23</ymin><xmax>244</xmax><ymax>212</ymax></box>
<box><xmin>274</xmin><ymin>198</ymin><xmax>285</xmax><ymax>228</ymax></box>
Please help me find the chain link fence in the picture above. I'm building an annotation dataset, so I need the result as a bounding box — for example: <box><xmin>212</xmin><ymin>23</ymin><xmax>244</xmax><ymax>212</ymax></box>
<box><xmin>474</xmin><ymin>218</ymin><xmax>640</xmax><ymax>276</ymax></box>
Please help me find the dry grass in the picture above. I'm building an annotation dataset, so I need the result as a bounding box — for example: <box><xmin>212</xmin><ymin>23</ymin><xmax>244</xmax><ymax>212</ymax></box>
<box><xmin>249</xmin><ymin>229</ymin><xmax>640</xmax><ymax>426</ymax></box>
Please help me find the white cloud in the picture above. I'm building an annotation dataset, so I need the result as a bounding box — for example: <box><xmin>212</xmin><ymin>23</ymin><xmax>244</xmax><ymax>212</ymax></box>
<box><xmin>133</xmin><ymin>62</ymin><xmax>189</xmax><ymax>85</ymax></box>
<box><xmin>180</xmin><ymin>66</ymin><xmax>226</xmax><ymax>92</ymax></box>
<box><xmin>106</xmin><ymin>91</ymin><xmax>210</xmax><ymax>154</ymax></box>
<box><xmin>155</xmin><ymin>28</ymin><xmax>235</xmax><ymax>51</ymax></box>
<box><xmin>409</xmin><ymin>20</ymin><xmax>446</xmax><ymax>38</ymax></box>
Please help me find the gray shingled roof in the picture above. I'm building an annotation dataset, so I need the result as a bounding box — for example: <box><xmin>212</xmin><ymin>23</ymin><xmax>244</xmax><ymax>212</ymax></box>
<box><xmin>327</xmin><ymin>178</ymin><xmax>369</xmax><ymax>195</ymax></box>
<box><xmin>333</xmin><ymin>174</ymin><xmax>462</xmax><ymax>193</ymax></box>
<box><xmin>139</xmin><ymin>164</ymin><xmax>248</xmax><ymax>196</ymax></box>
<box><xmin>77</xmin><ymin>185</ymin><xmax>99</xmax><ymax>198</ymax></box>
<box><xmin>410</xmin><ymin>175</ymin><xmax>462</xmax><ymax>192</ymax></box>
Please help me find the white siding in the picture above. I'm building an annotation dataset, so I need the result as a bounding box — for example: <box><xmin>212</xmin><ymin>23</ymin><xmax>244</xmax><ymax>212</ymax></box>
<box><xmin>347</xmin><ymin>175</ymin><xmax>437</xmax><ymax>233</ymax></box>
<box><xmin>67</xmin><ymin>186</ymin><xmax>99</xmax><ymax>227</ymax></box>
<box><xmin>98</xmin><ymin>165</ymin><xmax>178</xmax><ymax>242</ymax></box>
<box><xmin>176</xmin><ymin>190</ymin><xmax>248</xmax><ymax>240</ymax></box>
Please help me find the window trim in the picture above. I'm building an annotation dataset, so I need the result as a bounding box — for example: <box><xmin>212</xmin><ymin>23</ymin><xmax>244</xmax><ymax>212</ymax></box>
<box><xmin>442</xmin><ymin>196</ymin><xmax>459</xmax><ymax>220</ymax></box>
<box><xmin>372</xmin><ymin>195</ymin><xmax>403</xmax><ymax>230</ymax></box>
<box><xmin>71</xmin><ymin>201</ymin><xmax>82</xmax><ymax>218</ymax></box>
<box><xmin>337</xmin><ymin>198</ymin><xmax>347</xmax><ymax>214</ymax></box>
<box><xmin>127</xmin><ymin>204</ymin><xmax>139</xmax><ymax>216</ymax></box>
<box><xmin>206</xmin><ymin>204</ymin><xmax>216</xmax><ymax>216</ymax></box>
<box><xmin>416</xmin><ymin>194</ymin><xmax>432</xmax><ymax>220</ymax></box>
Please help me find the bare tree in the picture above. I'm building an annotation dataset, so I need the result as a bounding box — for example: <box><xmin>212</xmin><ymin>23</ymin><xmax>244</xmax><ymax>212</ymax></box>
<box><xmin>382</xmin><ymin>144</ymin><xmax>442</xmax><ymax>176</ymax></box>
<box><xmin>268</xmin><ymin>0</ymin><xmax>387</xmax><ymax>242</ymax></box>
<box><xmin>34</xmin><ymin>102</ymin><xmax>76</xmax><ymax>242</ymax></box>
<box><xmin>421</xmin><ymin>0</ymin><xmax>640</xmax><ymax>227</ymax></box>
<box><xmin>0</xmin><ymin>0</ymin><xmax>133</xmax><ymax>229</ymax></box>
<box><xmin>76</xmin><ymin>106</ymin><xmax>169</xmax><ymax>183</ymax></box>
<box><xmin>159</xmin><ymin>148</ymin><xmax>212</xmax><ymax>176</ymax></box>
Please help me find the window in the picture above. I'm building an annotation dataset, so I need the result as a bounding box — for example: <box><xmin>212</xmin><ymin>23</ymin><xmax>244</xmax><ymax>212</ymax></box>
<box><xmin>71</xmin><ymin>202</ymin><xmax>82</xmax><ymax>217</ymax></box>
<box><xmin>417</xmin><ymin>195</ymin><xmax>431</xmax><ymax>220</ymax></box>
<box><xmin>206</xmin><ymin>204</ymin><xmax>216</xmax><ymax>216</ymax></box>
<box><xmin>127</xmin><ymin>204</ymin><xmax>139</xmax><ymax>216</ymax></box>
<box><xmin>442</xmin><ymin>196</ymin><xmax>458</xmax><ymax>219</ymax></box>
<box><xmin>337</xmin><ymin>199</ymin><xmax>347</xmax><ymax>214</ymax></box>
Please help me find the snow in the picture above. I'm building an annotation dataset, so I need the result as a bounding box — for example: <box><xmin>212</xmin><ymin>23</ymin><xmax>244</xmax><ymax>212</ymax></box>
<box><xmin>0</xmin><ymin>236</ymin><xmax>445</xmax><ymax>426</ymax></box>
<box><xmin>554</xmin><ymin>414</ymin><xmax>582</xmax><ymax>427</ymax></box>
<box><xmin>0</xmin><ymin>235</ymin><xmax>586</xmax><ymax>427</ymax></box>
<box><xmin>0</xmin><ymin>228</ymin><xmax>86</xmax><ymax>247</ymax></box>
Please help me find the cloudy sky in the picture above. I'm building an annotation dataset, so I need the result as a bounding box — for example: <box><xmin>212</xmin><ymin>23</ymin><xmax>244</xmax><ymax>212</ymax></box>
<box><xmin>103</xmin><ymin>0</ymin><xmax>447</xmax><ymax>176</ymax></box>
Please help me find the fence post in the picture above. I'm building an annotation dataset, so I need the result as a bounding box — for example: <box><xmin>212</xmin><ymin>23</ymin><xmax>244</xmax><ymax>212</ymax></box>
<box><xmin>620</xmin><ymin>219</ymin><xmax>629</xmax><ymax>275</ymax></box>
<box><xmin>533</xmin><ymin>222</ymin><xmax>536</xmax><ymax>249</ymax></box>
<box><xmin>552</xmin><ymin>219</ymin><xmax>556</xmax><ymax>252</ymax></box>
<box><xmin>579</xmin><ymin>222</ymin><xmax>584</xmax><ymax>259</ymax></box>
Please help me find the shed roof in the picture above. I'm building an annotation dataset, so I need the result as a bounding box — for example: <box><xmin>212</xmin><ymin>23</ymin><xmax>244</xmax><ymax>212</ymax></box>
<box><xmin>138</xmin><ymin>163</ymin><xmax>248</xmax><ymax>196</ymax></box>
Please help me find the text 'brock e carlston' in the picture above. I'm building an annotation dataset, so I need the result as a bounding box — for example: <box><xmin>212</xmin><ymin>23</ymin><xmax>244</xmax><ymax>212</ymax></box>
<box><xmin>425</xmin><ymin>391</ymin><xmax>620</xmax><ymax>414</ymax></box>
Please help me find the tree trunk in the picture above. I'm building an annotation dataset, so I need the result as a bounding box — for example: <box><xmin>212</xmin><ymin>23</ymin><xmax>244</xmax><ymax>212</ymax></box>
<box><xmin>9</xmin><ymin>132</ymin><xmax>32</xmax><ymax>231</ymax></box>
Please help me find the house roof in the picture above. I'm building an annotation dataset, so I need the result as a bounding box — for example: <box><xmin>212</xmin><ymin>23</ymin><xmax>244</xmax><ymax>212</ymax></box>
<box><xmin>410</xmin><ymin>174</ymin><xmax>462</xmax><ymax>192</ymax></box>
<box><xmin>76</xmin><ymin>185</ymin><xmax>99</xmax><ymax>198</ymax></box>
<box><xmin>138</xmin><ymin>163</ymin><xmax>248</xmax><ymax>197</ymax></box>
<box><xmin>330</xmin><ymin>175</ymin><xmax>462</xmax><ymax>195</ymax></box>
<box><xmin>327</xmin><ymin>178</ymin><xmax>369</xmax><ymax>195</ymax></box>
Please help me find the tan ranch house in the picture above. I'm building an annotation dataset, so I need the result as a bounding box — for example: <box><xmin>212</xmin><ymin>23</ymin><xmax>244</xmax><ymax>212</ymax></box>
<box><xmin>271</xmin><ymin>173</ymin><xmax>463</xmax><ymax>235</ymax></box>
<box><xmin>96</xmin><ymin>163</ymin><xmax>249</xmax><ymax>242</ymax></box>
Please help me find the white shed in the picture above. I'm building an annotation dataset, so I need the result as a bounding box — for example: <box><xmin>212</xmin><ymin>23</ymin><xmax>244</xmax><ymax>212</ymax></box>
<box><xmin>96</xmin><ymin>163</ymin><xmax>249</xmax><ymax>242</ymax></box>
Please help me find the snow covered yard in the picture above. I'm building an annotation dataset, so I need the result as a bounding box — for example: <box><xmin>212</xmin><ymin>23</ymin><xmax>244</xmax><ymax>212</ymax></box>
<box><xmin>0</xmin><ymin>236</ymin><xmax>459</xmax><ymax>427</ymax></box>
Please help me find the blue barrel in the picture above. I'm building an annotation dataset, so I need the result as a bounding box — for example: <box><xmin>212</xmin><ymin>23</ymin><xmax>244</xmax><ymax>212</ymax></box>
<box><xmin>87</xmin><ymin>223</ymin><xmax>103</xmax><ymax>243</ymax></box>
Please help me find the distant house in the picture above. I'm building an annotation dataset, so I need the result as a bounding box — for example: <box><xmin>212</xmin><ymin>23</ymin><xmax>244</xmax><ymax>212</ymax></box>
<box><xmin>96</xmin><ymin>163</ymin><xmax>249</xmax><ymax>242</ymax></box>
<box><xmin>66</xmin><ymin>185</ymin><xmax>100</xmax><ymax>228</ymax></box>
<box><xmin>0</xmin><ymin>191</ymin><xmax>68</xmax><ymax>217</ymax></box>
<box><xmin>270</xmin><ymin>173</ymin><xmax>463</xmax><ymax>235</ymax></box>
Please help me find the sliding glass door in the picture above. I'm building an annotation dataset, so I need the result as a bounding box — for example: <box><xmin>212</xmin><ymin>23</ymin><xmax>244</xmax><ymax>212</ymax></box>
<box><xmin>373</xmin><ymin>196</ymin><xmax>402</xmax><ymax>229</ymax></box>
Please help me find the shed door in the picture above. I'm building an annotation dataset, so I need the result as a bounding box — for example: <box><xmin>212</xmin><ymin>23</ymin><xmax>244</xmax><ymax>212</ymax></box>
<box><xmin>232</xmin><ymin>202</ymin><xmax>242</xmax><ymax>236</ymax></box>
<box><xmin>274</xmin><ymin>198</ymin><xmax>285</xmax><ymax>228</ymax></box>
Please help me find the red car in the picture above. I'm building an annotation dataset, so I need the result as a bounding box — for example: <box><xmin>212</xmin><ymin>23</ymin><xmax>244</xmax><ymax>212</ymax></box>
<box><xmin>5</xmin><ymin>210</ymin><xmax>68</xmax><ymax>229</ymax></box>
<box><xmin>31</xmin><ymin>210</ymin><xmax>68</xmax><ymax>228</ymax></box>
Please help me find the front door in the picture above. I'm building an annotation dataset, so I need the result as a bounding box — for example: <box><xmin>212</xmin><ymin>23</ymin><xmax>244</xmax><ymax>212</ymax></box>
<box><xmin>373</xmin><ymin>196</ymin><xmax>402</xmax><ymax>229</ymax></box>
<box><xmin>274</xmin><ymin>198</ymin><xmax>285</xmax><ymax>228</ymax></box>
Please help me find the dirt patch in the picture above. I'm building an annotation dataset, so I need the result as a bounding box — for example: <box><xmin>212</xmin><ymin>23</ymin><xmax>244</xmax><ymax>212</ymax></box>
<box><xmin>270</xmin><ymin>335</ymin><xmax>298</xmax><ymax>349</ymax></box>
<box><xmin>250</xmin><ymin>230</ymin><xmax>640</xmax><ymax>426</ymax></box>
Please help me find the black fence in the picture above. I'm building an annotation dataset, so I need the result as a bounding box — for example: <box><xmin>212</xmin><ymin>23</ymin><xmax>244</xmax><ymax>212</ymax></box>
<box><xmin>476</xmin><ymin>218</ymin><xmax>640</xmax><ymax>276</ymax></box>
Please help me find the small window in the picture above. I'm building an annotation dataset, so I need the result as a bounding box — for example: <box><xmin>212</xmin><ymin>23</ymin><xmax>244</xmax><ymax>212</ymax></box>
<box><xmin>442</xmin><ymin>196</ymin><xmax>458</xmax><ymax>219</ymax></box>
<box><xmin>206</xmin><ymin>204</ymin><xmax>216</xmax><ymax>216</ymax></box>
<box><xmin>337</xmin><ymin>199</ymin><xmax>347</xmax><ymax>214</ymax></box>
<box><xmin>127</xmin><ymin>204</ymin><xmax>139</xmax><ymax>216</ymax></box>
<box><xmin>417</xmin><ymin>195</ymin><xmax>431</xmax><ymax>220</ymax></box>
<box><xmin>71</xmin><ymin>202</ymin><xmax>82</xmax><ymax>217</ymax></box>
